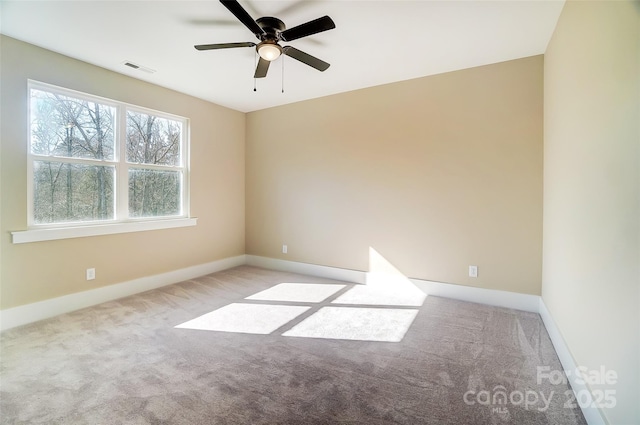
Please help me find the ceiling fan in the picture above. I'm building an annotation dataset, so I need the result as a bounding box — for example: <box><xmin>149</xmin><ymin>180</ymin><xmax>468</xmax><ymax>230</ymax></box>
<box><xmin>195</xmin><ymin>0</ymin><xmax>335</xmax><ymax>78</ymax></box>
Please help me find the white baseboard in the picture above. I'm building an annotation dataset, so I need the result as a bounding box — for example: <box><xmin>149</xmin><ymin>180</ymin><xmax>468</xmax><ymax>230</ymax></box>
<box><xmin>411</xmin><ymin>278</ymin><xmax>540</xmax><ymax>312</ymax></box>
<box><xmin>246</xmin><ymin>255</ymin><xmax>538</xmax><ymax>312</ymax></box>
<box><xmin>0</xmin><ymin>255</ymin><xmax>246</xmax><ymax>331</ymax></box>
<box><xmin>0</xmin><ymin>254</ymin><xmax>604</xmax><ymax>425</ymax></box>
<box><xmin>538</xmin><ymin>299</ymin><xmax>607</xmax><ymax>425</ymax></box>
<box><xmin>247</xmin><ymin>255</ymin><xmax>602</xmax><ymax>425</ymax></box>
<box><xmin>246</xmin><ymin>255</ymin><xmax>367</xmax><ymax>284</ymax></box>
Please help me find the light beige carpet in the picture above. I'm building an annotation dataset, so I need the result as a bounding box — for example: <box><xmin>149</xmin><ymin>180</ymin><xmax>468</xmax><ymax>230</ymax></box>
<box><xmin>0</xmin><ymin>266</ymin><xmax>586</xmax><ymax>424</ymax></box>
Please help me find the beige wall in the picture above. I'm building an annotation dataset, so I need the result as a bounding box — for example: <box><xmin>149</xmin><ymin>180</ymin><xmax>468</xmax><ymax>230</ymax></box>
<box><xmin>246</xmin><ymin>56</ymin><xmax>543</xmax><ymax>295</ymax></box>
<box><xmin>542</xmin><ymin>1</ymin><xmax>640</xmax><ymax>424</ymax></box>
<box><xmin>0</xmin><ymin>36</ymin><xmax>246</xmax><ymax>309</ymax></box>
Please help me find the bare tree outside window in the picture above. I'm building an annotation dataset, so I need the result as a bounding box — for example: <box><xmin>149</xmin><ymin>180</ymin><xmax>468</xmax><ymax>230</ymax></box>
<box><xmin>126</xmin><ymin>111</ymin><xmax>183</xmax><ymax>217</ymax></box>
<box><xmin>126</xmin><ymin>111</ymin><xmax>181</xmax><ymax>166</ymax></box>
<box><xmin>30</xmin><ymin>89</ymin><xmax>115</xmax><ymax>223</ymax></box>
<box><xmin>33</xmin><ymin>161</ymin><xmax>115</xmax><ymax>223</ymax></box>
<box><xmin>128</xmin><ymin>169</ymin><xmax>181</xmax><ymax>217</ymax></box>
<box><xmin>28</xmin><ymin>84</ymin><xmax>188</xmax><ymax>227</ymax></box>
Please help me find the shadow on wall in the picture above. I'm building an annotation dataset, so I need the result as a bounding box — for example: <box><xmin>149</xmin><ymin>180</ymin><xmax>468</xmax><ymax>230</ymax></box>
<box><xmin>175</xmin><ymin>248</ymin><xmax>427</xmax><ymax>342</ymax></box>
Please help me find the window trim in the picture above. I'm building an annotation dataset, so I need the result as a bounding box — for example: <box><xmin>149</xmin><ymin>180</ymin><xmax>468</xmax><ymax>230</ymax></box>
<box><xmin>17</xmin><ymin>80</ymin><xmax>194</xmax><ymax>243</ymax></box>
<box><xmin>11</xmin><ymin>218</ymin><xmax>198</xmax><ymax>244</ymax></box>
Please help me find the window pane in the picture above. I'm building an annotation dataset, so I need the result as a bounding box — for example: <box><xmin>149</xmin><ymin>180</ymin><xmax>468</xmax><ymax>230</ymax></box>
<box><xmin>126</xmin><ymin>111</ymin><xmax>181</xmax><ymax>166</ymax></box>
<box><xmin>30</xmin><ymin>89</ymin><xmax>115</xmax><ymax>160</ymax></box>
<box><xmin>128</xmin><ymin>169</ymin><xmax>181</xmax><ymax>218</ymax></box>
<box><xmin>33</xmin><ymin>161</ymin><xmax>115</xmax><ymax>224</ymax></box>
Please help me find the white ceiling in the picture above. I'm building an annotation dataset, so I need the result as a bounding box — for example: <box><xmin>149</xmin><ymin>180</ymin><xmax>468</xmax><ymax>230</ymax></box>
<box><xmin>0</xmin><ymin>0</ymin><xmax>564</xmax><ymax>113</ymax></box>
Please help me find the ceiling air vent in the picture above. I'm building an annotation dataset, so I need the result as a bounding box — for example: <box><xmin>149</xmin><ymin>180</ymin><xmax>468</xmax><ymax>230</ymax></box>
<box><xmin>122</xmin><ymin>61</ymin><xmax>156</xmax><ymax>74</ymax></box>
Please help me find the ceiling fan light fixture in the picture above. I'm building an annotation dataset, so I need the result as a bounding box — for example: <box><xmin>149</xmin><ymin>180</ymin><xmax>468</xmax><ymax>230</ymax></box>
<box><xmin>257</xmin><ymin>43</ymin><xmax>282</xmax><ymax>61</ymax></box>
<box><xmin>195</xmin><ymin>1</ymin><xmax>335</xmax><ymax>78</ymax></box>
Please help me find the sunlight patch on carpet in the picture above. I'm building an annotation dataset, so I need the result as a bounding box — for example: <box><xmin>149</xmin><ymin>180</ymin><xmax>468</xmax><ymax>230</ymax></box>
<box><xmin>282</xmin><ymin>307</ymin><xmax>419</xmax><ymax>342</ymax></box>
<box><xmin>245</xmin><ymin>283</ymin><xmax>346</xmax><ymax>303</ymax></box>
<box><xmin>331</xmin><ymin>247</ymin><xmax>427</xmax><ymax>307</ymax></box>
<box><xmin>332</xmin><ymin>281</ymin><xmax>426</xmax><ymax>307</ymax></box>
<box><xmin>175</xmin><ymin>303</ymin><xmax>310</xmax><ymax>334</ymax></box>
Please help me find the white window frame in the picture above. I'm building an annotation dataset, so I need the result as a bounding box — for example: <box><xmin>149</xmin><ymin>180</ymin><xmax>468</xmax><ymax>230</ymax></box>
<box><xmin>12</xmin><ymin>81</ymin><xmax>195</xmax><ymax>244</ymax></box>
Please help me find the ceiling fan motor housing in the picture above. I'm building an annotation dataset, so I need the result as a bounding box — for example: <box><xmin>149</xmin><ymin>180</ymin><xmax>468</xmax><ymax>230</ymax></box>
<box><xmin>195</xmin><ymin>1</ymin><xmax>335</xmax><ymax>78</ymax></box>
<box><xmin>256</xmin><ymin>17</ymin><xmax>285</xmax><ymax>41</ymax></box>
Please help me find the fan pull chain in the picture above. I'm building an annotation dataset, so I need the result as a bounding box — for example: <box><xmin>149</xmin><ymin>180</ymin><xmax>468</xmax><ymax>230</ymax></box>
<box><xmin>281</xmin><ymin>55</ymin><xmax>285</xmax><ymax>94</ymax></box>
<box><xmin>253</xmin><ymin>52</ymin><xmax>257</xmax><ymax>92</ymax></box>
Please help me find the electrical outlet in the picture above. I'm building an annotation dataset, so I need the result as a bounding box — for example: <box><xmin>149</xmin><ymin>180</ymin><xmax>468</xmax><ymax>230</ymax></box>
<box><xmin>282</xmin><ymin>244</ymin><xmax>288</xmax><ymax>254</ymax></box>
<box><xmin>469</xmin><ymin>265</ymin><xmax>478</xmax><ymax>278</ymax></box>
<box><xmin>86</xmin><ymin>268</ymin><xmax>96</xmax><ymax>281</ymax></box>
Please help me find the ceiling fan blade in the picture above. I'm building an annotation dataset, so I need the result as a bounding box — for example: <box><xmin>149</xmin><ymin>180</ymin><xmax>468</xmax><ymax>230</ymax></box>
<box><xmin>195</xmin><ymin>42</ymin><xmax>256</xmax><ymax>51</ymax></box>
<box><xmin>254</xmin><ymin>57</ymin><xmax>270</xmax><ymax>78</ymax></box>
<box><xmin>280</xmin><ymin>16</ymin><xmax>335</xmax><ymax>42</ymax></box>
<box><xmin>240</xmin><ymin>0</ymin><xmax>262</xmax><ymax>19</ymax></box>
<box><xmin>219</xmin><ymin>0</ymin><xmax>265</xmax><ymax>38</ymax></box>
<box><xmin>282</xmin><ymin>46</ymin><xmax>330</xmax><ymax>72</ymax></box>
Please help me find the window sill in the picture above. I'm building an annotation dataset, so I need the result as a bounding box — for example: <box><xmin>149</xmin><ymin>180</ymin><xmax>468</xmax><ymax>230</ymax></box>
<box><xmin>11</xmin><ymin>218</ymin><xmax>197</xmax><ymax>244</ymax></box>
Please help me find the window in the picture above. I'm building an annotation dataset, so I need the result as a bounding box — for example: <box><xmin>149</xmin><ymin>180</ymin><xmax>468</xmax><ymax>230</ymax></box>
<box><xmin>30</xmin><ymin>87</ymin><xmax>117</xmax><ymax>224</ymax></box>
<box><xmin>18</xmin><ymin>81</ymin><xmax>192</xmax><ymax>242</ymax></box>
<box><xmin>126</xmin><ymin>110</ymin><xmax>183</xmax><ymax>218</ymax></box>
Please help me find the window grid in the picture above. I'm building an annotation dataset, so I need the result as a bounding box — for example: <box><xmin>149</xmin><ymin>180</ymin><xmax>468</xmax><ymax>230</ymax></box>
<box><xmin>27</xmin><ymin>81</ymin><xmax>189</xmax><ymax>228</ymax></box>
